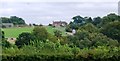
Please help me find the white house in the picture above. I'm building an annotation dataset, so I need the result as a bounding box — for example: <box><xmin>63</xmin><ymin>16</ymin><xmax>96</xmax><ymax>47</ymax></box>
<box><xmin>72</xmin><ymin>29</ymin><xmax>76</xmax><ymax>35</ymax></box>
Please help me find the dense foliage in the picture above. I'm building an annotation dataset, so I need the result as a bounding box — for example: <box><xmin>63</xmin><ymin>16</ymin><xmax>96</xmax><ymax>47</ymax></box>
<box><xmin>33</xmin><ymin>26</ymin><xmax>48</xmax><ymax>42</ymax></box>
<box><xmin>54</xmin><ymin>30</ymin><xmax>62</xmax><ymax>37</ymax></box>
<box><xmin>15</xmin><ymin>32</ymin><xmax>34</xmax><ymax>48</ymax></box>
<box><xmin>2</xmin><ymin>44</ymin><xmax>120</xmax><ymax>61</ymax></box>
<box><xmin>0</xmin><ymin>16</ymin><xmax>26</xmax><ymax>25</ymax></box>
<box><xmin>66</xmin><ymin>13</ymin><xmax>120</xmax><ymax>47</ymax></box>
<box><xmin>100</xmin><ymin>21</ymin><xmax>120</xmax><ymax>42</ymax></box>
<box><xmin>1</xmin><ymin>13</ymin><xmax>120</xmax><ymax>61</ymax></box>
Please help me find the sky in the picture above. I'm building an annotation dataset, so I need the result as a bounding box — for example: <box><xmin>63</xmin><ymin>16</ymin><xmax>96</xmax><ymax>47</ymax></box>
<box><xmin>0</xmin><ymin>0</ymin><xmax>119</xmax><ymax>25</ymax></box>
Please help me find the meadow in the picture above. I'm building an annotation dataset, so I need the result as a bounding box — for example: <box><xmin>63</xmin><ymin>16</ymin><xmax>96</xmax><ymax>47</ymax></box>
<box><xmin>2</xmin><ymin>26</ymin><xmax>67</xmax><ymax>38</ymax></box>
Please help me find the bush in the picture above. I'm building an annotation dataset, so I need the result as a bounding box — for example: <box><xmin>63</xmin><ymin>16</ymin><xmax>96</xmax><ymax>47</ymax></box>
<box><xmin>54</xmin><ymin>30</ymin><xmax>62</xmax><ymax>38</ymax></box>
<box><xmin>33</xmin><ymin>26</ymin><xmax>48</xmax><ymax>42</ymax></box>
<box><xmin>2</xmin><ymin>40</ymin><xmax>12</xmax><ymax>48</ymax></box>
<box><xmin>2</xmin><ymin>46</ymin><xmax>120</xmax><ymax>61</ymax></box>
<box><xmin>100</xmin><ymin>21</ymin><xmax>120</xmax><ymax>42</ymax></box>
<box><xmin>15</xmin><ymin>32</ymin><xmax>34</xmax><ymax>48</ymax></box>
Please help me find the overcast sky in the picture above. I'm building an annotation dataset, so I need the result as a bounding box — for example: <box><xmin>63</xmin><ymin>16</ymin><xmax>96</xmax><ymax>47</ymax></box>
<box><xmin>0</xmin><ymin>0</ymin><xmax>119</xmax><ymax>25</ymax></box>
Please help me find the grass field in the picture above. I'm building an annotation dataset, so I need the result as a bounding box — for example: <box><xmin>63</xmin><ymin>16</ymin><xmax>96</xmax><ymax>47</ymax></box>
<box><xmin>2</xmin><ymin>27</ymin><xmax>34</xmax><ymax>38</ymax></box>
<box><xmin>2</xmin><ymin>26</ymin><xmax>67</xmax><ymax>38</ymax></box>
<box><xmin>46</xmin><ymin>26</ymin><xmax>67</xmax><ymax>36</ymax></box>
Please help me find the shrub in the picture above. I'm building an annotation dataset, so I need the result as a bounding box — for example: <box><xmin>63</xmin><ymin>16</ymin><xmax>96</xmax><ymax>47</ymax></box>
<box><xmin>15</xmin><ymin>32</ymin><xmax>34</xmax><ymax>48</ymax></box>
<box><xmin>33</xmin><ymin>26</ymin><xmax>48</xmax><ymax>42</ymax></box>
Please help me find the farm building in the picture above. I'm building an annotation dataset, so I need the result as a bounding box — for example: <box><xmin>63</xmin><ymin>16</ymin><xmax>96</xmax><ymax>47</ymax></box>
<box><xmin>2</xmin><ymin>23</ymin><xmax>14</xmax><ymax>28</ymax></box>
<box><xmin>52</xmin><ymin>21</ymin><xmax>67</xmax><ymax>27</ymax></box>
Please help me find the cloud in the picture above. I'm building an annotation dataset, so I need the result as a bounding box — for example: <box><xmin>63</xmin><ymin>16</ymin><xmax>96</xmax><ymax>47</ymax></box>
<box><xmin>0</xmin><ymin>1</ymin><xmax>118</xmax><ymax>25</ymax></box>
<box><xmin>0</xmin><ymin>0</ymin><xmax>119</xmax><ymax>3</ymax></box>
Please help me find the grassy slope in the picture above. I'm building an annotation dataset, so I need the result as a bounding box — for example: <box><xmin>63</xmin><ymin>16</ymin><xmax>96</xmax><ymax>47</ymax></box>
<box><xmin>45</xmin><ymin>26</ymin><xmax>67</xmax><ymax>36</ymax></box>
<box><xmin>3</xmin><ymin>26</ymin><xmax>67</xmax><ymax>38</ymax></box>
<box><xmin>3</xmin><ymin>27</ymin><xmax>34</xmax><ymax>38</ymax></box>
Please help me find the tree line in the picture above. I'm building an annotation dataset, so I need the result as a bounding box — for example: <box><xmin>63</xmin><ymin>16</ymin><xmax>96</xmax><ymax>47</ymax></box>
<box><xmin>0</xmin><ymin>16</ymin><xmax>26</xmax><ymax>25</ymax></box>
<box><xmin>66</xmin><ymin>13</ymin><xmax>120</xmax><ymax>48</ymax></box>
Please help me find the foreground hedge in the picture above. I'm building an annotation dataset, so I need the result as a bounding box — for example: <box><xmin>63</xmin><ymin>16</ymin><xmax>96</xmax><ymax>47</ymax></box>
<box><xmin>2</xmin><ymin>46</ymin><xmax>120</xmax><ymax>61</ymax></box>
<box><xmin>1</xmin><ymin>55</ymin><xmax>120</xmax><ymax>61</ymax></box>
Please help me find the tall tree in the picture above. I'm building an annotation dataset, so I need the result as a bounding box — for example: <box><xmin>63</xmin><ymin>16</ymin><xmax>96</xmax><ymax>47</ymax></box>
<box><xmin>92</xmin><ymin>17</ymin><xmax>102</xmax><ymax>26</ymax></box>
<box><xmin>100</xmin><ymin>21</ymin><xmax>120</xmax><ymax>42</ymax></box>
<box><xmin>84</xmin><ymin>17</ymin><xmax>92</xmax><ymax>23</ymax></box>
<box><xmin>33</xmin><ymin>26</ymin><xmax>48</xmax><ymax>42</ymax></box>
<box><xmin>72</xmin><ymin>15</ymin><xmax>85</xmax><ymax>24</ymax></box>
<box><xmin>0</xmin><ymin>17</ymin><xmax>12</xmax><ymax>23</ymax></box>
<box><xmin>10</xmin><ymin>16</ymin><xmax>26</xmax><ymax>25</ymax></box>
<box><xmin>99</xmin><ymin>13</ymin><xmax>120</xmax><ymax>27</ymax></box>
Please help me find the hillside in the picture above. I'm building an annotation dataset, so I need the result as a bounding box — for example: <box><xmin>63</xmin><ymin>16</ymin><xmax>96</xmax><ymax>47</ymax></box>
<box><xmin>2</xmin><ymin>26</ymin><xmax>67</xmax><ymax>38</ymax></box>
